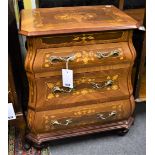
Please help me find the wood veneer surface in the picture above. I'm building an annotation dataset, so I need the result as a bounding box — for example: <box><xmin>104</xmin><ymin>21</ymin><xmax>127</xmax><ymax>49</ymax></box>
<box><xmin>19</xmin><ymin>5</ymin><xmax>138</xmax><ymax>36</ymax></box>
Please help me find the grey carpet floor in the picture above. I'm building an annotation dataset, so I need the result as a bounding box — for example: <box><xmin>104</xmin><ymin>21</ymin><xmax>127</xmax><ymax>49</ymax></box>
<box><xmin>49</xmin><ymin>103</ymin><xmax>146</xmax><ymax>155</ymax></box>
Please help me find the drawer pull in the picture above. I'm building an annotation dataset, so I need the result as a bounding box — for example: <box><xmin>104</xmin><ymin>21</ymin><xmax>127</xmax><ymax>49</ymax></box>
<box><xmin>96</xmin><ymin>50</ymin><xmax>120</xmax><ymax>59</ymax></box>
<box><xmin>52</xmin><ymin>86</ymin><xmax>73</xmax><ymax>94</ymax></box>
<box><xmin>97</xmin><ymin>111</ymin><xmax>116</xmax><ymax>120</ymax></box>
<box><xmin>51</xmin><ymin>119</ymin><xmax>72</xmax><ymax>126</ymax></box>
<box><xmin>91</xmin><ymin>79</ymin><xmax>113</xmax><ymax>89</ymax></box>
<box><xmin>49</xmin><ymin>54</ymin><xmax>75</xmax><ymax>63</ymax></box>
<box><xmin>52</xmin><ymin>79</ymin><xmax>113</xmax><ymax>94</ymax></box>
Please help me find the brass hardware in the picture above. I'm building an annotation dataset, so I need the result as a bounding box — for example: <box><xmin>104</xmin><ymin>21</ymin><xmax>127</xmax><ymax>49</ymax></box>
<box><xmin>91</xmin><ymin>80</ymin><xmax>114</xmax><ymax>89</ymax></box>
<box><xmin>51</xmin><ymin>79</ymin><xmax>114</xmax><ymax>94</ymax></box>
<box><xmin>96</xmin><ymin>50</ymin><xmax>120</xmax><ymax>59</ymax></box>
<box><xmin>49</xmin><ymin>54</ymin><xmax>75</xmax><ymax>63</ymax></box>
<box><xmin>97</xmin><ymin>111</ymin><xmax>116</xmax><ymax>120</ymax></box>
<box><xmin>52</xmin><ymin>86</ymin><xmax>73</xmax><ymax>94</ymax></box>
<box><xmin>51</xmin><ymin>119</ymin><xmax>72</xmax><ymax>126</ymax></box>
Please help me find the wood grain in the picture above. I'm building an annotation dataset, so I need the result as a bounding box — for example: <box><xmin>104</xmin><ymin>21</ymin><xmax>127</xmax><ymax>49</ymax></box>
<box><xmin>32</xmin><ymin>42</ymin><xmax>132</xmax><ymax>75</ymax></box>
<box><xmin>27</xmin><ymin>99</ymin><xmax>131</xmax><ymax>134</ymax></box>
<box><xmin>19</xmin><ymin>5</ymin><xmax>138</xmax><ymax>36</ymax></box>
<box><xmin>21</xmin><ymin>6</ymin><xmax>137</xmax><ymax>147</ymax></box>
<box><xmin>124</xmin><ymin>8</ymin><xmax>145</xmax><ymax>26</ymax></box>
<box><xmin>26</xmin><ymin>117</ymin><xmax>134</xmax><ymax>145</ymax></box>
<box><xmin>28</xmin><ymin>68</ymin><xmax>131</xmax><ymax>111</ymax></box>
<box><xmin>34</xmin><ymin>30</ymin><xmax>129</xmax><ymax>49</ymax></box>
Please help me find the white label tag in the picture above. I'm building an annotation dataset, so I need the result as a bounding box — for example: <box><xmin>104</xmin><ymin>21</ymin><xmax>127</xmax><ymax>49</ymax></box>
<box><xmin>62</xmin><ymin>69</ymin><xmax>73</xmax><ymax>88</ymax></box>
<box><xmin>8</xmin><ymin>103</ymin><xmax>16</xmax><ymax>120</ymax></box>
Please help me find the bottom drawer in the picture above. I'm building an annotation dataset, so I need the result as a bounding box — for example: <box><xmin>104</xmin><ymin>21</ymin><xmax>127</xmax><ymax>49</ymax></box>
<box><xmin>28</xmin><ymin>99</ymin><xmax>132</xmax><ymax>134</ymax></box>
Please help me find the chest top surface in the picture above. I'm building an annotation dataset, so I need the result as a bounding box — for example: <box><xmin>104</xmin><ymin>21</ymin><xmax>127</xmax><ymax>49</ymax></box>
<box><xmin>19</xmin><ymin>5</ymin><xmax>138</xmax><ymax>36</ymax></box>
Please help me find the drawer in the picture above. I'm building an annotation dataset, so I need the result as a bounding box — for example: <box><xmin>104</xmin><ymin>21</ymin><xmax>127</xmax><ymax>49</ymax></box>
<box><xmin>32</xmin><ymin>42</ymin><xmax>133</xmax><ymax>76</ymax></box>
<box><xmin>28</xmin><ymin>68</ymin><xmax>131</xmax><ymax>110</ymax></box>
<box><xmin>27</xmin><ymin>99</ymin><xmax>131</xmax><ymax>134</ymax></box>
<box><xmin>34</xmin><ymin>30</ymin><xmax>129</xmax><ymax>49</ymax></box>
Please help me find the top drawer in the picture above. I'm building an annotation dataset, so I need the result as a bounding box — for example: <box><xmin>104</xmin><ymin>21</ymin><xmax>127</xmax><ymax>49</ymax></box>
<box><xmin>31</xmin><ymin>42</ymin><xmax>133</xmax><ymax>75</ymax></box>
<box><xmin>34</xmin><ymin>30</ymin><xmax>129</xmax><ymax>49</ymax></box>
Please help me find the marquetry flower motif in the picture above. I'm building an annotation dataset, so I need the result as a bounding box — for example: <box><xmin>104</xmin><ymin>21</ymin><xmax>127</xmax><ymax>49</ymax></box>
<box><xmin>29</xmin><ymin>81</ymin><xmax>34</xmax><ymax>103</ymax></box>
<box><xmin>43</xmin><ymin>48</ymin><xmax>124</xmax><ymax>68</ymax></box>
<box><xmin>73</xmin><ymin>34</ymin><xmax>95</xmax><ymax>42</ymax></box>
<box><xmin>46</xmin><ymin>75</ymin><xmax>119</xmax><ymax>100</ymax></box>
<box><xmin>75</xmin><ymin>50</ymin><xmax>96</xmax><ymax>64</ymax></box>
<box><xmin>106</xmin><ymin>75</ymin><xmax>119</xmax><ymax>91</ymax></box>
<box><xmin>43</xmin><ymin>104</ymin><xmax>123</xmax><ymax>130</ymax></box>
<box><xmin>43</xmin><ymin>115</ymin><xmax>57</xmax><ymax>131</ymax></box>
<box><xmin>120</xmin><ymin>56</ymin><xmax>124</xmax><ymax>60</ymax></box>
<box><xmin>55</xmin><ymin>14</ymin><xmax>72</xmax><ymax>20</ymax></box>
<box><xmin>47</xmin><ymin>93</ymin><xmax>54</xmax><ymax>99</ymax></box>
<box><xmin>54</xmin><ymin>12</ymin><xmax>96</xmax><ymax>23</ymax></box>
<box><xmin>112</xmin><ymin>75</ymin><xmax>119</xmax><ymax>80</ymax></box>
<box><xmin>27</xmin><ymin>111</ymin><xmax>34</xmax><ymax>128</ymax></box>
<box><xmin>74</xmin><ymin>109</ymin><xmax>96</xmax><ymax>116</ymax></box>
<box><xmin>47</xmin><ymin>83</ymin><xmax>54</xmax><ymax>88</ymax></box>
<box><xmin>111</xmin><ymin>85</ymin><xmax>119</xmax><ymax>90</ymax></box>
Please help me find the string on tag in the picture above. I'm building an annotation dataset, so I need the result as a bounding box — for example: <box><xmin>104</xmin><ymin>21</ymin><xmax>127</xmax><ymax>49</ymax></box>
<box><xmin>65</xmin><ymin>55</ymin><xmax>75</xmax><ymax>69</ymax></box>
<box><xmin>66</xmin><ymin>59</ymin><xmax>69</xmax><ymax>69</ymax></box>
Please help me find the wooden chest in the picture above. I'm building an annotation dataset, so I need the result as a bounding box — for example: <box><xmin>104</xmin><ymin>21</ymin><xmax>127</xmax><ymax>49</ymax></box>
<box><xmin>19</xmin><ymin>5</ymin><xmax>138</xmax><ymax>147</ymax></box>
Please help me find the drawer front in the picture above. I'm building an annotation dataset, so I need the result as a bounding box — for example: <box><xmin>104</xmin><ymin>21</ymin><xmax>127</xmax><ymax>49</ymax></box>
<box><xmin>29</xmin><ymin>68</ymin><xmax>131</xmax><ymax>110</ymax></box>
<box><xmin>35</xmin><ymin>30</ymin><xmax>129</xmax><ymax>49</ymax></box>
<box><xmin>27</xmin><ymin>99</ymin><xmax>131</xmax><ymax>134</ymax></box>
<box><xmin>33</xmin><ymin>42</ymin><xmax>133</xmax><ymax>75</ymax></box>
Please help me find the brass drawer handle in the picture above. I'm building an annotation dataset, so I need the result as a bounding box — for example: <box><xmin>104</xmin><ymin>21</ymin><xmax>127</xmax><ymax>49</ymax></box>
<box><xmin>96</xmin><ymin>50</ymin><xmax>120</xmax><ymax>59</ymax></box>
<box><xmin>97</xmin><ymin>111</ymin><xmax>117</xmax><ymax>120</ymax></box>
<box><xmin>49</xmin><ymin>54</ymin><xmax>75</xmax><ymax>63</ymax></box>
<box><xmin>52</xmin><ymin>86</ymin><xmax>74</xmax><ymax>94</ymax></box>
<box><xmin>51</xmin><ymin>119</ymin><xmax>72</xmax><ymax>126</ymax></box>
<box><xmin>51</xmin><ymin>80</ymin><xmax>113</xmax><ymax>94</ymax></box>
<box><xmin>91</xmin><ymin>79</ymin><xmax>113</xmax><ymax>89</ymax></box>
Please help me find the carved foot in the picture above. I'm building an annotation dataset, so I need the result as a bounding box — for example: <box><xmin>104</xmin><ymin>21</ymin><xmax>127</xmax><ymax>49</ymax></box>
<box><xmin>117</xmin><ymin>128</ymin><xmax>129</xmax><ymax>136</ymax></box>
<box><xmin>33</xmin><ymin>142</ymin><xmax>49</xmax><ymax>150</ymax></box>
<box><xmin>23</xmin><ymin>140</ymin><xmax>32</xmax><ymax>151</ymax></box>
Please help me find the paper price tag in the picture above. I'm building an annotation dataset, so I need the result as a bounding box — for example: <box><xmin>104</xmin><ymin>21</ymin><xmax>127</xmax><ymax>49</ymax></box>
<box><xmin>62</xmin><ymin>69</ymin><xmax>73</xmax><ymax>88</ymax></box>
<box><xmin>8</xmin><ymin>103</ymin><xmax>16</xmax><ymax>120</ymax></box>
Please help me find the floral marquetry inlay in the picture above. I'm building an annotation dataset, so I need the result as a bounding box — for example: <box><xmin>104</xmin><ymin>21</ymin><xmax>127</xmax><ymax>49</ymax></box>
<box><xmin>54</xmin><ymin>12</ymin><xmax>98</xmax><ymax>23</ymax></box>
<box><xmin>73</xmin><ymin>34</ymin><xmax>95</xmax><ymax>42</ymax></box>
<box><xmin>42</xmin><ymin>103</ymin><xmax>123</xmax><ymax>131</ymax></box>
<box><xmin>27</xmin><ymin>110</ymin><xmax>35</xmax><ymax>129</ymax></box>
<box><xmin>74</xmin><ymin>109</ymin><xmax>96</xmax><ymax>116</ymax></box>
<box><xmin>46</xmin><ymin>75</ymin><xmax>119</xmax><ymax>100</ymax></box>
<box><xmin>21</xmin><ymin>5</ymin><xmax>136</xmax><ymax>138</ymax></box>
<box><xmin>43</xmin><ymin>48</ymin><xmax>124</xmax><ymax>68</ymax></box>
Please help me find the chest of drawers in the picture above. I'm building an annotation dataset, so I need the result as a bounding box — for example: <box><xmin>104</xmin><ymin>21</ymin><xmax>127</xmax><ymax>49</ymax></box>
<box><xmin>19</xmin><ymin>5</ymin><xmax>138</xmax><ymax>147</ymax></box>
